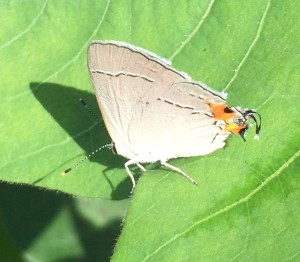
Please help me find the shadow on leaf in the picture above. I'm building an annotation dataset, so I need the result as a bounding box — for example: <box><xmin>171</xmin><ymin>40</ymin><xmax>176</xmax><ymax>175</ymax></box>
<box><xmin>30</xmin><ymin>82</ymin><xmax>135</xmax><ymax>199</ymax></box>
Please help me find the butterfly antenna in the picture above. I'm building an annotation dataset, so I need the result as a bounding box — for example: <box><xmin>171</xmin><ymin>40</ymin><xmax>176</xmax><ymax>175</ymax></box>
<box><xmin>79</xmin><ymin>98</ymin><xmax>102</xmax><ymax>124</ymax></box>
<box><xmin>244</xmin><ymin>110</ymin><xmax>262</xmax><ymax>140</ymax></box>
<box><xmin>61</xmin><ymin>143</ymin><xmax>112</xmax><ymax>175</ymax></box>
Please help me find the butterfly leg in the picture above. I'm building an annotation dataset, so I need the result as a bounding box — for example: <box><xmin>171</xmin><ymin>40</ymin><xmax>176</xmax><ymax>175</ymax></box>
<box><xmin>161</xmin><ymin>161</ymin><xmax>198</xmax><ymax>185</ymax></box>
<box><xmin>124</xmin><ymin>160</ymin><xmax>146</xmax><ymax>192</ymax></box>
<box><xmin>137</xmin><ymin>163</ymin><xmax>146</xmax><ymax>172</ymax></box>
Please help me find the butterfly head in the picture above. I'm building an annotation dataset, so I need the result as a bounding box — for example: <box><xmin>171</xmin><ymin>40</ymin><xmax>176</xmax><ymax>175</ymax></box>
<box><xmin>209</xmin><ymin>103</ymin><xmax>261</xmax><ymax>141</ymax></box>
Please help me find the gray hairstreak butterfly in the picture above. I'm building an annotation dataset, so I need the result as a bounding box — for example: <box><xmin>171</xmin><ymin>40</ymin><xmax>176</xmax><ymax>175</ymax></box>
<box><xmin>64</xmin><ymin>41</ymin><xmax>261</xmax><ymax>191</ymax></box>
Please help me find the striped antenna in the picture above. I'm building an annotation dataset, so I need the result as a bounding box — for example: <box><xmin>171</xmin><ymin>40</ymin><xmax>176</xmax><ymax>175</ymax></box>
<box><xmin>61</xmin><ymin>143</ymin><xmax>112</xmax><ymax>175</ymax></box>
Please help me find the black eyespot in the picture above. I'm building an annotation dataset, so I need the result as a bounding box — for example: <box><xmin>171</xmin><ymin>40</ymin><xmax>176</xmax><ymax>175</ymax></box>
<box><xmin>224</xmin><ymin>107</ymin><xmax>234</xmax><ymax>113</ymax></box>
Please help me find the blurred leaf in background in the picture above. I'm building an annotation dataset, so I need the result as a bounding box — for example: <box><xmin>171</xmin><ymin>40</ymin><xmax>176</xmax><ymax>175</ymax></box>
<box><xmin>0</xmin><ymin>0</ymin><xmax>299</xmax><ymax>261</ymax></box>
<box><xmin>0</xmin><ymin>183</ymin><xmax>129</xmax><ymax>261</ymax></box>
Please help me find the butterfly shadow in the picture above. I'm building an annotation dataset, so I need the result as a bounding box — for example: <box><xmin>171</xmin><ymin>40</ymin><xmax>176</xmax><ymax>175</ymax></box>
<box><xmin>30</xmin><ymin>82</ymin><xmax>132</xmax><ymax>199</ymax></box>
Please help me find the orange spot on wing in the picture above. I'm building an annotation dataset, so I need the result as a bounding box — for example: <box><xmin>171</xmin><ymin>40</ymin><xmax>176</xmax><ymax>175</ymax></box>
<box><xmin>225</xmin><ymin>123</ymin><xmax>245</xmax><ymax>134</ymax></box>
<box><xmin>209</xmin><ymin>103</ymin><xmax>246</xmax><ymax>134</ymax></box>
<box><xmin>209</xmin><ymin>103</ymin><xmax>236</xmax><ymax>122</ymax></box>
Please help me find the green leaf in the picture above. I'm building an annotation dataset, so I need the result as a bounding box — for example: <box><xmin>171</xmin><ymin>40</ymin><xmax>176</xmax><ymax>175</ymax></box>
<box><xmin>1</xmin><ymin>0</ymin><xmax>299</xmax><ymax>261</ymax></box>
<box><xmin>0</xmin><ymin>183</ymin><xmax>129</xmax><ymax>261</ymax></box>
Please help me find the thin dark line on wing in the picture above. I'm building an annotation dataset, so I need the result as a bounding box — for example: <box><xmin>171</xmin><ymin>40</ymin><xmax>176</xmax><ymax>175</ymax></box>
<box><xmin>188</xmin><ymin>92</ymin><xmax>205</xmax><ymax>100</ymax></box>
<box><xmin>191</xmin><ymin>111</ymin><xmax>214</xmax><ymax>118</ymax></box>
<box><xmin>157</xmin><ymin>97</ymin><xmax>214</xmax><ymax>118</ymax></box>
<box><xmin>90</xmin><ymin>69</ymin><xmax>155</xmax><ymax>83</ymax></box>
<box><xmin>90</xmin><ymin>42</ymin><xmax>189</xmax><ymax>80</ymax></box>
<box><xmin>157</xmin><ymin>97</ymin><xmax>195</xmax><ymax>110</ymax></box>
<box><xmin>180</xmin><ymin>81</ymin><xmax>226</xmax><ymax>102</ymax></box>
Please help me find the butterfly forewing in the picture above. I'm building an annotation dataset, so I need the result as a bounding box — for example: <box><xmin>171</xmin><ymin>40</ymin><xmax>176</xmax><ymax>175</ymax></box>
<box><xmin>88</xmin><ymin>41</ymin><xmax>227</xmax><ymax>162</ymax></box>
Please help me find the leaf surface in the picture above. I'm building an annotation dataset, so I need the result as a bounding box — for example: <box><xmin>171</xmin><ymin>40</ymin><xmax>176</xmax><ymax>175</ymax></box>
<box><xmin>1</xmin><ymin>0</ymin><xmax>299</xmax><ymax>261</ymax></box>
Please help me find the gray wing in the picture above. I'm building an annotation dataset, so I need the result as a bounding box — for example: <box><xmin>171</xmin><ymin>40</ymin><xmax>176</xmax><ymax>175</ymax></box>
<box><xmin>88</xmin><ymin>41</ymin><xmax>228</xmax><ymax>162</ymax></box>
<box><xmin>151</xmin><ymin>81</ymin><xmax>229</xmax><ymax>160</ymax></box>
<box><xmin>88</xmin><ymin>41</ymin><xmax>188</xmax><ymax>160</ymax></box>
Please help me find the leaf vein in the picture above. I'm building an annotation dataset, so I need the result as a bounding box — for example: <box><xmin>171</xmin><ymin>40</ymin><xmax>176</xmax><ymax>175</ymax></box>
<box><xmin>168</xmin><ymin>0</ymin><xmax>216</xmax><ymax>60</ymax></box>
<box><xmin>8</xmin><ymin>0</ymin><xmax>111</xmax><ymax>101</ymax></box>
<box><xmin>143</xmin><ymin>146</ymin><xmax>300</xmax><ymax>261</ymax></box>
<box><xmin>222</xmin><ymin>0</ymin><xmax>271</xmax><ymax>92</ymax></box>
<box><xmin>0</xmin><ymin>0</ymin><xmax>48</xmax><ymax>50</ymax></box>
<box><xmin>0</xmin><ymin>123</ymin><xmax>98</xmax><ymax>171</ymax></box>
<box><xmin>283</xmin><ymin>249</ymin><xmax>300</xmax><ymax>261</ymax></box>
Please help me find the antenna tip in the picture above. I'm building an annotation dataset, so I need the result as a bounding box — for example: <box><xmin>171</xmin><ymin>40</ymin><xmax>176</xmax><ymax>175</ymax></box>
<box><xmin>61</xmin><ymin>168</ymin><xmax>72</xmax><ymax>176</ymax></box>
<box><xmin>79</xmin><ymin>98</ymin><xmax>87</xmax><ymax>106</ymax></box>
